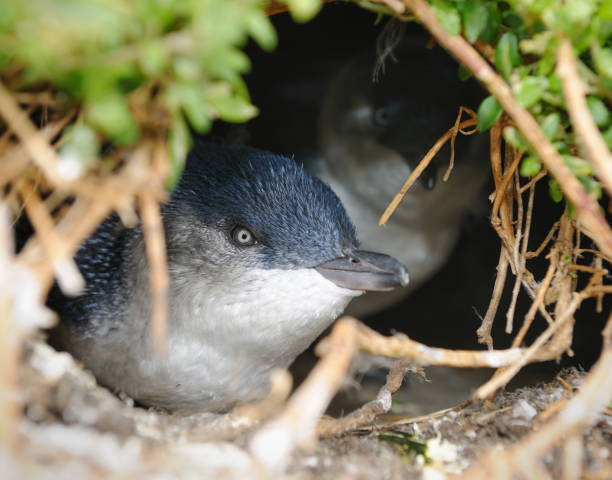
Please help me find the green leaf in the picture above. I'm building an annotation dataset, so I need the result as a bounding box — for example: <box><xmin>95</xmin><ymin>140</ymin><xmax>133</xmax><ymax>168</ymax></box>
<box><xmin>58</xmin><ymin>124</ymin><xmax>99</xmax><ymax>179</ymax></box>
<box><xmin>477</xmin><ymin>96</ymin><xmax>502</xmax><ymax>131</ymax></box>
<box><xmin>601</xmin><ymin>0</ymin><xmax>612</xmax><ymax>20</ymax></box>
<box><xmin>591</xmin><ymin>44</ymin><xmax>612</xmax><ymax>78</ymax></box>
<box><xmin>586</xmin><ymin>96</ymin><xmax>611</xmax><ymax>127</ymax></box>
<box><xmin>548</xmin><ymin>74</ymin><xmax>563</xmax><ymax>93</ymax></box>
<box><xmin>285</xmin><ymin>0</ymin><xmax>322</xmax><ymax>23</ymax></box>
<box><xmin>481</xmin><ymin>4</ymin><xmax>501</xmax><ymax>43</ymax></box>
<box><xmin>495</xmin><ymin>32</ymin><xmax>521</xmax><ymax>78</ymax></box>
<box><xmin>579</xmin><ymin>175</ymin><xmax>602</xmax><ymax>199</ymax></box>
<box><xmin>502</xmin><ymin>8</ymin><xmax>523</xmax><ymax>29</ymax></box>
<box><xmin>514</xmin><ymin>77</ymin><xmax>547</xmax><ymax>108</ymax></box>
<box><xmin>167</xmin><ymin>113</ymin><xmax>191</xmax><ymax>191</ymax></box>
<box><xmin>432</xmin><ymin>0</ymin><xmax>461</xmax><ymax>36</ymax></box>
<box><xmin>208</xmin><ymin>94</ymin><xmax>258</xmax><ymax>123</ymax></box>
<box><xmin>549</xmin><ymin>179</ymin><xmax>564</xmax><ymax>202</ymax></box>
<box><xmin>503</xmin><ymin>126</ymin><xmax>530</xmax><ymax>151</ymax></box>
<box><xmin>85</xmin><ymin>93</ymin><xmax>139</xmax><ymax>145</ymax></box>
<box><xmin>246</xmin><ymin>12</ymin><xmax>277</xmax><ymax>52</ymax></box>
<box><xmin>138</xmin><ymin>40</ymin><xmax>168</xmax><ymax>75</ymax></box>
<box><xmin>462</xmin><ymin>0</ymin><xmax>488</xmax><ymax>43</ymax></box>
<box><xmin>563</xmin><ymin>155</ymin><xmax>593</xmax><ymax>176</ymax></box>
<box><xmin>602</xmin><ymin>125</ymin><xmax>612</xmax><ymax>149</ymax></box>
<box><xmin>520</xmin><ymin>156</ymin><xmax>542</xmax><ymax>177</ymax></box>
<box><xmin>540</xmin><ymin>113</ymin><xmax>562</xmax><ymax>140</ymax></box>
<box><xmin>457</xmin><ymin>64</ymin><xmax>473</xmax><ymax>81</ymax></box>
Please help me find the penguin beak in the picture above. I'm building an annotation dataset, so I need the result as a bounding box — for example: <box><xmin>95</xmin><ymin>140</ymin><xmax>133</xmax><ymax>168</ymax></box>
<box><xmin>315</xmin><ymin>249</ymin><xmax>409</xmax><ymax>292</ymax></box>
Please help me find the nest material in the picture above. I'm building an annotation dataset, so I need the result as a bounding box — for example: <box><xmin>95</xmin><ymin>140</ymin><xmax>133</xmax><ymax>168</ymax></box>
<box><xmin>1</xmin><ymin>0</ymin><xmax>612</xmax><ymax>478</ymax></box>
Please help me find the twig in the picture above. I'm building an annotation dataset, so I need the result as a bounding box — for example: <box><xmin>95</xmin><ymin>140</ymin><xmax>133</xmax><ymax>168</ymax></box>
<box><xmin>527</xmin><ymin>221</ymin><xmax>560</xmax><ymax>259</ymax></box>
<box><xmin>476</xmin><ymin>247</ymin><xmax>509</xmax><ymax>349</ymax></box>
<box><xmin>466</xmin><ymin>312</ymin><xmax>612</xmax><ymax>479</ymax></box>
<box><xmin>491</xmin><ymin>149</ymin><xmax>522</xmax><ymax>252</ymax></box>
<box><xmin>512</xmin><ymin>249</ymin><xmax>557</xmax><ymax>348</ymax></box>
<box><xmin>557</xmin><ymin>39</ymin><xmax>612</xmax><ymax>199</ymax></box>
<box><xmin>505</xmin><ymin>166</ymin><xmax>526</xmax><ymax>333</ymax></box>
<box><xmin>139</xmin><ymin>190</ymin><xmax>169</xmax><ymax>353</ymax></box>
<box><xmin>18</xmin><ymin>181</ymin><xmax>84</xmax><ymax>296</ymax></box>
<box><xmin>443</xmin><ymin>106</ymin><xmax>477</xmax><ymax>181</ymax></box>
<box><xmin>317</xmin><ymin>360</ymin><xmax>414</xmax><ymax>437</ymax></box>
<box><xmin>391</xmin><ymin>0</ymin><xmax>612</xmax><ymax>259</ymax></box>
<box><xmin>379</xmin><ymin>118</ymin><xmax>476</xmax><ymax>226</ymax></box>
<box><xmin>250</xmin><ymin>318</ymin><xmax>357</xmax><ymax>472</ymax></box>
<box><xmin>0</xmin><ymin>82</ymin><xmax>67</xmax><ymax>187</ymax></box>
<box><xmin>475</xmin><ymin>291</ymin><xmax>583</xmax><ymax>399</ymax></box>
<box><xmin>233</xmin><ymin>369</ymin><xmax>293</xmax><ymax>425</ymax></box>
<box><xmin>0</xmin><ymin>205</ymin><xmax>18</xmax><ymax>448</ymax></box>
<box><xmin>562</xmin><ymin>435</ymin><xmax>582</xmax><ymax>480</ymax></box>
<box><xmin>18</xmin><ymin>198</ymin><xmax>113</xmax><ymax>294</ymax></box>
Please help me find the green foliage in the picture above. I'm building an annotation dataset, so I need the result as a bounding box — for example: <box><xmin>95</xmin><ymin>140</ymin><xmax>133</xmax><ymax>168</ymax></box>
<box><xmin>477</xmin><ymin>95</ymin><xmax>502</xmax><ymax>131</ymax></box>
<box><xmin>376</xmin><ymin>432</ymin><xmax>429</xmax><ymax>461</ymax></box>
<box><xmin>0</xmin><ymin>0</ymin><xmax>321</xmax><ymax>186</ymax></box>
<box><xmin>403</xmin><ymin>0</ymin><xmax>610</xmax><ymax>206</ymax></box>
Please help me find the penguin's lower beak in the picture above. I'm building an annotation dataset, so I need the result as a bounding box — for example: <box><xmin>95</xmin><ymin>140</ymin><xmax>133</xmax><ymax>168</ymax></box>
<box><xmin>315</xmin><ymin>249</ymin><xmax>409</xmax><ymax>291</ymax></box>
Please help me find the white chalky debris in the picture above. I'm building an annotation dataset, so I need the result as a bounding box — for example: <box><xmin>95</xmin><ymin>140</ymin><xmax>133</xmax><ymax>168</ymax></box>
<box><xmin>560</xmin><ymin>397</ymin><xmax>588</xmax><ymax>423</ymax></box>
<box><xmin>512</xmin><ymin>399</ymin><xmax>537</xmax><ymax>421</ymax></box>
<box><xmin>426</xmin><ymin>437</ymin><xmax>462</xmax><ymax>473</ymax></box>
<box><xmin>20</xmin><ymin>422</ymin><xmax>141</xmax><ymax>472</ymax></box>
<box><xmin>171</xmin><ymin>442</ymin><xmax>258</xmax><ymax>479</ymax></box>
<box><xmin>57</xmin><ymin>151</ymin><xmax>86</xmax><ymax>181</ymax></box>
<box><xmin>377</xmin><ymin>388</ymin><xmax>392</xmax><ymax>411</ymax></box>
<box><xmin>250</xmin><ymin>422</ymin><xmax>294</xmax><ymax>472</ymax></box>
<box><xmin>422</xmin><ymin>465</ymin><xmax>449</xmax><ymax>480</ymax></box>
<box><xmin>29</xmin><ymin>341</ymin><xmax>74</xmax><ymax>382</ymax></box>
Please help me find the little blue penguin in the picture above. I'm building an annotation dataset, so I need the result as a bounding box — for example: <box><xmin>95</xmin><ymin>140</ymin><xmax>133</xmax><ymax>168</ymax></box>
<box><xmin>50</xmin><ymin>141</ymin><xmax>409</xmax><ymax>412</ymax></box>
<box><xmin>312</xmin><ymin>35</ymin><xmax>489</xmax><ymax>315</ymax></box>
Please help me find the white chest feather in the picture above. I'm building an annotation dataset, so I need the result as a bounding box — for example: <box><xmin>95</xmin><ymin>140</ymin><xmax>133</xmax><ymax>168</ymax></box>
<box><xmin>84</xmin><ymin>268</ymin><xmax>361</xmax><ymax>412</ymax></box>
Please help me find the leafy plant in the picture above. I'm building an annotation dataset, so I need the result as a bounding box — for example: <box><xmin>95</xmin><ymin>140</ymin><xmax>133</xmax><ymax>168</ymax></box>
<box><xmin>0</xmin><ymin>0</ymin><xmax>322</xmax><ymax>187</ymax></box>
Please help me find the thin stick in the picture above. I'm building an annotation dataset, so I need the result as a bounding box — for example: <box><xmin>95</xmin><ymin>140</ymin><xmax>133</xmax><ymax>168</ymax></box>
<box><xmin>477</xmin><ymin>247</ymin><xmax>509</xmax><ymax>348</ymax></box>
<box><xmin>379</xmin><ymin>118</ymin><xmax>476</xmax><ymax>225</ymax></box>
<box><xmin>527</xmin><ymin>221</ymin><xmax>560</xmax><ymax>259</ymax></box>
<box><xmin>505</xmin><ymin>167</ymin><xmax>525</xmax><ymax>333</ymax></box>
<box><xmin>0</xmin><ymin>206</ymin><xmax>18</xmax><ymax>449</ymax></box>
<box><xmin>0</xmin><ymin>82</ymin><xmax>66</xmax><ymax>187</ymax></box>
<box><xmin>443</xmin><ymin>106</ymin><xmax>477</xmax><ymax>181</ymax></box>
<box><xmin>139</xmin><ymin>190</ymin><xmax>169</xmax><ymax>353</ymax></box>
<box><xmin>475</xmin><ymin>293</ymin><xmax>584</xmax><ymax>399</ymax></box>
<box><xmin>466</xmin><ymin>313</ymin><xmax>612</xmax><ymax>479</ymax></box>
<box><xmin>506</xmin><ymin>177</ymin><xmax>536</xmax><ymax>334</ymax></box>
<box><xmin>512</xmin><ymin>249</ymin><xmax>557</xmax><ymax>348</ymax></box>
<box><xmin>317</xmin><ymin>360</ymin><xmax>414</xmax><ymax>437</ymax></box>
<box><xmin>250</xmin><ymin>318</ymin><xmax>357</xmax><ymax>472</ymax></box>
<box><xmin>18</xmin><ymin>181</ymin><xmax>84</xmax><ymax>295</ymax></box>
<box><xmin>557</xmin><ymin>39</ymin><xmax>612</xmax><ymax>199</ymax></box>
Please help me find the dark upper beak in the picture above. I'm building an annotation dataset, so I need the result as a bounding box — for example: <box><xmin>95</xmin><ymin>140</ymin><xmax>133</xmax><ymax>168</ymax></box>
<box><xmin>315</xmin><ymin>249</ymin><xmax>409</xmax><ymax>292</ymax></box>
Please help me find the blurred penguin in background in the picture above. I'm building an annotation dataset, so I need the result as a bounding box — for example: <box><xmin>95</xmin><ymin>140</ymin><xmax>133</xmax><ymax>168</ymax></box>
<box><xmin>308</xmin><ymin>27</ymin><xmax>489</xmax><ymax>316</ymax></box>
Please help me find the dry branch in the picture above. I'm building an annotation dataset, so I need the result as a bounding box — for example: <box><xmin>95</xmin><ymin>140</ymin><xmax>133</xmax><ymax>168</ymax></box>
<box><xmin>557</xmin><ymin>39</ymin><xmax>612</xmax><ymax>199</ymax></box>
<box><xmin>317</xmin><ymin>360</ymin><xmax>415</xmax><ymax>437</ymax></box>
<box><xmin>465</xmin><ymin>313</ymin><xmax>612</xmax><ymax>479</ymax></box>
<box><xmin>139</xmin><ymin>189</ymin><xmax>169</xmax><ymax>352</ymax></box>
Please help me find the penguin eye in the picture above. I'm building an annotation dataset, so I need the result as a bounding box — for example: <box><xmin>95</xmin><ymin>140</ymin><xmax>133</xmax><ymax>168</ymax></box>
<box><xmin>373</xmin><ymin>107</ymin><xmax>390</xmax><ymax>127</ymax></box>
<box><xmin>230</xmin><ymin>226</ymin><xmax>257</xmax><ymax>247</ymax></box>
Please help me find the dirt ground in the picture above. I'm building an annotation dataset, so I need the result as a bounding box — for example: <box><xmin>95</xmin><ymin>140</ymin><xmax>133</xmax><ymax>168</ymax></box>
<box><xmin>3</xmin><ymin>337</ymin><xmax>610</xmax><ymax>480</ymax></box>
